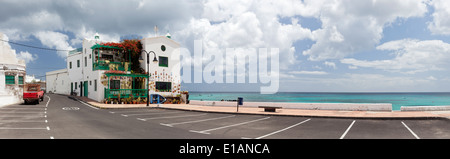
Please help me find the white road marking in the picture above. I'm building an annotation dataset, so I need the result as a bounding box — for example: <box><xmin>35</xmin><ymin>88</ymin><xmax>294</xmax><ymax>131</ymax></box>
<box><xmin>0</xmin><ymin>115</ymin><xmax>46</xmax><ymax>117</ymax></box>
<box><xmin>122</xmin><ymin>111</ymin><xmax>183</xmax><ymax>117</ymax></box>
<box><xmin>189</xmin><ymin>117</ymin><xmax>271</xmax><ymax>135</ymax></box>
<box><xmin>401</xmin><ymin>121</ymin><xmax>420</xmax><ymax>139</ymax></box>
<box><xmin>0</xmin><ymin>127</ymin><xmax>49</xmax><ymax>130</ymax></box>
<box><xmin>45</xmin><ymin>95</ymin><xmax>51</xmax><ymax>107</ymax></box>
<box><xmin>79</xmin><ymin>100</ymin><xmax>99</xmax><ymax>110</ymax></box>
<box><xmin>0</xmin><ymin>108</ymin><xmax>46</xmax><ymax>110</ymax></box>
<box><xmin>0</xmin><ymin>112</ymin><xmax>46</xmax><ymax>114</ymax></box>
<box><xmin>254</xmin><ymin>118</ymin><xmax>311</xmax><ymax>139</ymax></box>
<box><xmin>0</xmin><ymin>120</ymin><xmax>47</xmax><ymax>123</ymax></box>
<box><xmin>160</xmin><ymin>115</ymin><xmax>236</xmax><ymax>127</ymax></box>
<box><xmin>110</xmin><ymin>110</ymin><xmax>158</xmax><ymax>114</ymax></box>
<box><xmin>137</xmin><ymin>113</ymin><xmax>207</xmax><ymax>121</ymax></box>
<box><xmin>340</xmin><ymin>120</ymin><xmax>356</xmax><ymax>139</ymax></box>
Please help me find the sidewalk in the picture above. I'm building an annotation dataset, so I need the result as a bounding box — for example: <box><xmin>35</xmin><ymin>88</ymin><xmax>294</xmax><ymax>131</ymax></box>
<box><xmin>72</xmin><ymin>96</ymin><xmax>450</xmax><ymax>119</ymax></box>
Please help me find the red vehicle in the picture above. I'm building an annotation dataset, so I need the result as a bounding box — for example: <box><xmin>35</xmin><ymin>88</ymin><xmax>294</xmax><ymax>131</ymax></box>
<box><xmin>23</xmin><ymin>84</ymin><xmax>44</xmax><ymax>104</ymax></box>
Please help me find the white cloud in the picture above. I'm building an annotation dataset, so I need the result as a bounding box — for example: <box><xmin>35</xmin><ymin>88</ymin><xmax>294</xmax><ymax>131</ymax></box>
<box><xmin>289</xmin><ymin>71</ymin><xmax>328</xmax><ymax>75</ymax></box>
<box><xmin>176</xmin><ymin>0</ymin><xmax>313</xmax><ymax>72</ymax></box>
<box><xmin>33</xmin><ymin>31</ymin><xmax>74</xmax><ymax>58</ymax></box>
<box><xmin>302</xmin><ymin>0</ymin><xmax>428</xmax><ymax>61</ymax></box>
<box><xmin>16</xmin><ymin>51</ymin><xmax>38</xmax><ymax>64</ymax></box>
<box><xmin>341</xmin><ymin>39</ymin><xmax>450</xmax><ymax>74</ymax></box>
<box><xmin>428</xmin><ymin>0</ymin><xmax>450</xmax><ymax>35</ymax></box>
<box><xmin>324</xmin><ymin>61</ymin><xmax>337</xmax><ymax>69</ymax></box>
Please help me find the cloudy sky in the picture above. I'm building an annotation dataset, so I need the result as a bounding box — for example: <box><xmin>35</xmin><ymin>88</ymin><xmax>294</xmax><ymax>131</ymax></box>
<box><xmin>1</xmin><ymin>0</ymin><xmax>450</xmax><ymax>92</ymax></box>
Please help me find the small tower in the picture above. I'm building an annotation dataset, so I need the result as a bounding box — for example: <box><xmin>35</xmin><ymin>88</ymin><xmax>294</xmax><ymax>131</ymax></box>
<box><xmin>94</xmin><ymin>32</ymin><xmax>100</xmax><ymax>40</ymax></box>
<box><xmin>165</xmin><ymin>32</ymin><xmax>171</xmax><ymax>39</ymax></box>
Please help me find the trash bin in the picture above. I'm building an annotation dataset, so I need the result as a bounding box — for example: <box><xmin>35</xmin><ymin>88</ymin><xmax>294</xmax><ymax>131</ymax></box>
<box><xmin>238</xmin><ymin>97</ymin><xmax>243</xmax><ymax>105</ymax></box>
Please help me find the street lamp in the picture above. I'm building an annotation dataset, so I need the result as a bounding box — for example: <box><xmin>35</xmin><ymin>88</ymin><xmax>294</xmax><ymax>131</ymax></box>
<box><xmin>142</xmin><ymin>50</ymin><xmax>158</xmax><ymax>107</ymax></box>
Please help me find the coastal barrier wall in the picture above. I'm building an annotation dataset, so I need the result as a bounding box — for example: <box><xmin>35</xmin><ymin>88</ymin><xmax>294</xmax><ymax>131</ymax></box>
<box><xmin>401</xmin><ymin>105</ymin><xmax>450</xmax><ymax>111</ymax></box>
<box><xmin>189</xmin><ymin>100</ymin><xmax>392</xmax><ymax>111</ymax></box>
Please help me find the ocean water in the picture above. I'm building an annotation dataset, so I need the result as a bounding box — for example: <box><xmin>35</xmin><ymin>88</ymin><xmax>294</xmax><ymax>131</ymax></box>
<box><xmin>189</xmin><ymin>92</ymin><xmax>450</xmax><ymax>111</ymax></box>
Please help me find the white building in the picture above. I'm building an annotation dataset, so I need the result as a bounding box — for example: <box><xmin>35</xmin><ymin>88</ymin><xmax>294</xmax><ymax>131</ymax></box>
<box><xmin>141</xmin><ymin>34</ymin><xmax>181</xmax><ymax>97</ymax></box>
<box><xmin>45</xmin><ymin>69</ymin><xmax>70</xmax><ymax>95</ymax></box>
<box><xmin>0</xmin><ymin>32</ymin><xmax>26</xmax><ymax>106</ymax></box>
<box><xmin>54</xmin><ymin>33</ymin><xmax>181</xmax><ymax>102</ymax></box>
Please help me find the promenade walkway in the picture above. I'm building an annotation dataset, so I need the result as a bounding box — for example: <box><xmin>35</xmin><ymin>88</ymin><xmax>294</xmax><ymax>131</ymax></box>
<box><xmin>73</xmin><ymin>96</ymin><xmax>450</xmax><ymax>119</ymax></box>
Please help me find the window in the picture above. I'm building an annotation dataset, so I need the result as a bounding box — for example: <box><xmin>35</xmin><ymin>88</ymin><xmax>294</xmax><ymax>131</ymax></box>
<box><xmin>90</xmin><ymin>80</ymin><xmax>92</xmax><ymax>85</ymax></box>
<box><xmin>18</xmin><ymin>76</ymin><xmax>24</xmax><ymax>85</ymax></box>
<box><xmin>110</xmin><ymin>80</ymin><xmax>120</xmax><ymax>89</ymax></box>
<box><xmin>94</xmin><ymin>80</ymin><xmax>97</xmax><ymax>91</ymax></box>
<box><xmin>5</xmin><ymin>75</ymin><xmax>15</xmax><ymax>85</ymax></box>
<box><xmin>69</xmin><ymin>62</ymin><xmax>72</xmax><ymax>69</ymax></box>
<box><xmin>85</xmin><ymin>57</ymin><xmax>87</xmax><ymax>67</ymax></box>
<box><xmin>161</xmin><ymin>45</ymin><xmax>166</xmax><ymax>52</ymax></box>
<box><xmin>75</xmin><ymin>82</ymin><xmax>77</xmax><ymax>90</ymax></box>
<box><xmin>156</xmin><ymin>82</ymin><xmax>171</xmax><ymax>92</ymax></box>
<box><xmin>159</xmin><ymin>56</ymin><xmax>168</xmax><ymax>67</ymax></box>
<box><xmin>77</xmin><ymin>60</ymin><xmax>80</xmax><ymax>68</ymax></box>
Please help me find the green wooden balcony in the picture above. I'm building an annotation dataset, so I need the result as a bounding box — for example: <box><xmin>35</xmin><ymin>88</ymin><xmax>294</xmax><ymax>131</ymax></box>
<box><xmin>93</xmin><ymin>61</ymin><xmax>131</xmax><ymax>71</ymax></box>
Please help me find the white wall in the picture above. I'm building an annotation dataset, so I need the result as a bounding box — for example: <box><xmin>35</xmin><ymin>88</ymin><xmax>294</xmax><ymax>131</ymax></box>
<box><xmin>141</xmin><ymin>36</ymin><xmax>181</xmax><ymax>97</ymax></box>
<box><xmin>46</xmin><ymin>69</ymin><xmax>70</xmax><ymax>95</ymax></box>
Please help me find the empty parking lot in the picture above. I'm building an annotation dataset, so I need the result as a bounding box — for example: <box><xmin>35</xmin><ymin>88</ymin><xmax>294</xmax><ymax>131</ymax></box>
<box><xmin>109</xmin><ymin>108</ymin><xmax>450</xmax><ymax>139</ymax></box>
<box><xmin>1</xmin><ymin>94</ymin><xmax>449</xmax><ymax>139</ymax></box>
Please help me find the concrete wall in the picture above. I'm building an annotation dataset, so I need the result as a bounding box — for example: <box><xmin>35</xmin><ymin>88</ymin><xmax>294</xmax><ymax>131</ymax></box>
<box><xmin>189</xmin><ymin>100</ymin><xmax>393</xmax><ymax>111</ymax></box>
<box><xmin>46</xmin><ymin>69</ymin><xmax>70</xmax><ymax>95</ymax></box>
<box><xmin>401</xmin><ymin>106</ymin><xmax>450</xmax><ymax>111</ymax></box>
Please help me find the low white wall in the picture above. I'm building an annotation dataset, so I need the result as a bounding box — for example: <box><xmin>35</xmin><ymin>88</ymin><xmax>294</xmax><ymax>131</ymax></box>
<box><xmin>0</xmin><ymin>95</ymin><xmax>22</xmax><ymax>107</ymax></box>
<box><xmin>189</xmin><ymin>100</ymin><xmax>392</xmax><ymax>111</ymax></box>
<box><xmin>401</xmin><ymin>106</ymin><xmax>450</xmax><ymax>111</ymax></box>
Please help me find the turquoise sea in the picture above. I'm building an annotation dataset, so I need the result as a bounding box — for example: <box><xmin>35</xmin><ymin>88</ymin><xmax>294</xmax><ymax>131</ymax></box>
<box><xmin>189</xmin><ymin>92</ymin><xmax>450</xmax><ymax>111</ymax></box>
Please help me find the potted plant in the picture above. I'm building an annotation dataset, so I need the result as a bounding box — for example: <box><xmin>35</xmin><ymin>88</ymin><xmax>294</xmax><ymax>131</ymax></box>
<box><xmin>137</xmin><ymin>97</ymin><xmax>142</xmax><ymax>104</ymax></box>
<box><xmin>133</xmin><ymin>99</ymin><xmax>137</xmax><ymax>104</ymax></box>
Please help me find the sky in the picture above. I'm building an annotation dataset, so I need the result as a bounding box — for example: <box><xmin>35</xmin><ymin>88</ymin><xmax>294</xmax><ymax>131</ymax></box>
<box><xmin>1</xmin><ymin>0</ymin><xmax>450</xmax><ymax>92</ymax></box>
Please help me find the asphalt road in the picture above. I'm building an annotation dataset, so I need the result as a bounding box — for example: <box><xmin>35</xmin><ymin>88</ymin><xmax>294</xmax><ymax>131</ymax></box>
<box><xmin>1</xmin><ymin>94</ymin><xmax>449</xmax><ymax>139</ymax></box>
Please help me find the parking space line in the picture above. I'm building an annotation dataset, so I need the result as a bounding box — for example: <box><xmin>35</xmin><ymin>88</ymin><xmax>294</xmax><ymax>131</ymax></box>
<box><xmin>0</xmin><ymin>108</ymin><xmax>46</xmax><ymax>110</ymax></box>
<box><xmin>160</xmin><ymin>115</ymin><xmax>236</xmax><ymax>127</ymax></box>
<box><xmin>254</xmin><ymin>118</ymin><xmax>311</xmax><ymax>139</ymax></box>
<box><xmin>0</xmin><ymin>127</ymin><xmax>50</xmax><ymax>130</ymax></box>
<box><xmin>122</xmin><ymin>111</ymin><xmax>184</xmax><ymax>117</ymax></box>
<box><xmin>340</xmin><ymin>120</ymin><xmax>356</xmax><ymax>139</ymax></box>
<box><xmin>189</xmin><ymin>117</ymin><xmax>270</xmax><ymax>135</ymax></box>
<box><xmin>137</xmin><ymin>113</ymin><xmax>207</xmax><ymax>121</ymax></box>
<box><xmin>0</xmin><ymin>112</ymin><xmax>45</xmax><ymax>114</ymax></box>
<box><xmin>0</xmin><ymin>120</ymin><xmax>47</xmax><ymax>123</ymax></box>
<box><xmin>110</xmin><ymin>110</ymin><xmax>158</xmax><ymax>114</ymax></box>
<box><xmin>0</xmin><ymin>115</ymin><xmax>46</xmax><ymax>117</ymax></box>
<box><xmin>401</xmin><ymin>121</ymin><xmax>420</xmax><ymax>139</ymax></box>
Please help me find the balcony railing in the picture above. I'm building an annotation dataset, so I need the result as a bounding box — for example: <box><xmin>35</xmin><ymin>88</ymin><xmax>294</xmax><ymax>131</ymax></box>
<box><xmin>93</xmin><ymin>61</ymin><xmax>131</xmax><ymax>71</ymax></box>
<box><xmin>104</xmin><ymin>89</ymin><xmax>147</xmax><ymax>99</ymax></box>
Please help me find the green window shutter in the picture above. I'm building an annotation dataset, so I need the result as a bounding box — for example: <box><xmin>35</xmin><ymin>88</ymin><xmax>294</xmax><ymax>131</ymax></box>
<box><xmin>159</xmin><ymin>56</ymin><xmax>168</xmax><ymax>67</ymax></box>
<box><xmin>5</xmin><ymin>75</ymin><xmax>15</xmax><ymax>85</ymax></box>
<box><xmin>18</xmin><ymin>76</ymin><xmax>24</xmax><ymax>84</ymax></box>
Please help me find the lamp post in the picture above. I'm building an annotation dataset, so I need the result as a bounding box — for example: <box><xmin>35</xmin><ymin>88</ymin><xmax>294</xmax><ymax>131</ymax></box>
<box><xmin>142</xmin><ymin>50</ymin><xmax>158</xmax><ymax>107</ymax></box>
